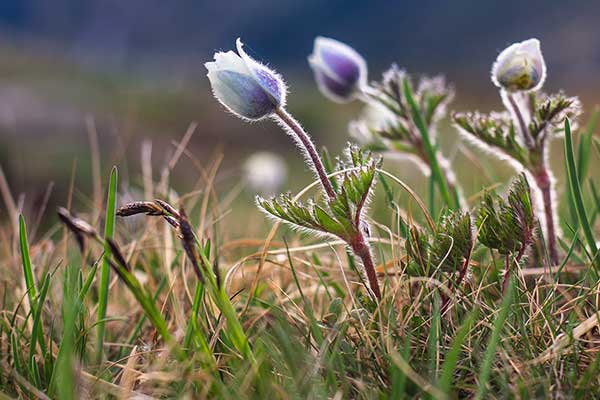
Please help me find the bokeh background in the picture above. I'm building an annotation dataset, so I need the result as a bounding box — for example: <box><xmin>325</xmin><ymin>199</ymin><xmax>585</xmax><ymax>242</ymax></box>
<box><xmin>1</xmin><ymin>0</ymin><xmax>599</xmax><ymax>227</ymax></box>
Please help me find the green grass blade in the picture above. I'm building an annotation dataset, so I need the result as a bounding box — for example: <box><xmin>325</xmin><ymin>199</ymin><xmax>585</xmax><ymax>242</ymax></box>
<box><xmin>439</xmin><ymin>308</ymin><xmax>479</xmax><ymax>394</ymax></box>
<box><xmin>28</xmin><ymin>272</ymin><xmax>51</xmax><ymax>384</ymax></box>
<box><xmin>564</xmin><ymin>119</ymin><xmax>598</xmax><ymax>268</ymax></box>
<box><xmin>197</xmin><ymin>248</ymin><xmax>256</xmax><ymax>366</ymax></box>
<box><xmin>475</xmin><ymin>277</ymin><xmax>514</xmax><ymax>400</ymax></box>
<box><xmin>589</xmin><ymin>180</ymin><xmax>600</xmax><ymax>227</ymax></box>
<box><xmin>183</xmin><ymin>283</ymin><xmax>216</xmax><ymax>367</ymax></box>
<box><xmin>49</xmin><ymin>265</ymin><xmax>79</xmax><ymax>399</ymax></box>
<box><xmin>78</xmin><ymin>262</ymin><xmax>98</xmax><ymax>302</ymax></box>
<box><xmin>19</xmin><ymin>215</ymin><xmax>37</xmax><ymax>309</ymax></box>
<box><xmin>390</xmin><ymin>333</ymin><xmax>412</xmax><ymax>398</ymax></box>
<box><xmin>118</xmin><ymin>276</ymin><xmax>167</xmax><ymax>360</ymax></box>
<box><xmin>427</xmin><ymin>295</ymin><xmax>440</xmax><ymax>395</ymax></box>
<box><xmin>402</xmin><ymin>78</ymin><xmax>455</xmax><ymax>210</ymax></box>
<box><xmin>577</xmin><ymin>110</ymin><xmax>598</xmax><ymax>182</ymax></box>
<box><xmin>96</xmin><ymin>166</ymin><xmax>118</xmax><ymax>364</ymax></box>
<box><xmin>108</xmin><ymin>258</ymin><xmax>184</xmax><ymax>360</ymax></box>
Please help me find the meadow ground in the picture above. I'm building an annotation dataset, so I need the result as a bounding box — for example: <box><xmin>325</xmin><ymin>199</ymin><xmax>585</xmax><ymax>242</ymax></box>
<box><xmin>1</xmin><ymin>117</ymin><xmax>600</xmax><ymax>399</ymax></box>
<box><xmin>2</xmin><ymin>38</ymin><xmax>600</xmax><ymax>399</ymax></box>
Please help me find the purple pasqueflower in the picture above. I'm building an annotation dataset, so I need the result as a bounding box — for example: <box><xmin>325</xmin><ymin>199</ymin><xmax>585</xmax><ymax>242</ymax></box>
<box><xmin>205</xmin><ymin>38</ymin><xmax>287</xmax><ymax>120</ymax></box>
<box><xmin>309</xmin><ymin>37</ymin><xmax>367</xmax><ymax>103</ymax></box>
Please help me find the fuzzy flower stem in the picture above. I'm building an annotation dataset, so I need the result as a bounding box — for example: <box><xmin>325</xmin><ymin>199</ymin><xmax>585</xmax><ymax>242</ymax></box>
<box><xmin>533</xmin><ymin>167</ymin><xmax>559</xmax><ymax>264</ymax></box>
<box><xmin>350</xmin><ymin>230</ymin><xmax>382</xmax><ymax>300</ymax></box>
<box><xmin>503</xmin><ymin>226</ymin><xmax>533</xmax><ymax>292</ymax></box>
<box><xmin>506</xmin><ymin>93</ymin><xmax>559</xmax><ymax>264</ymax></box>
<box><xmin>275</xmin><ymin>107</ymin><xmax>336</xmax><ymax>200</ymax></box>
<box><xmin>506</xmin><ymin>92</ymin><xmax>535</xmax><ymax>149</ymax></box>
<box><xmin>275</xmin><ymin>107</ymin><xmax>381</xmax><ymax>300</ymax></box>
<box><xmin>441</xmin><ymin>249</ymin><xmax>472</xmax><ymax>313</ymax></box>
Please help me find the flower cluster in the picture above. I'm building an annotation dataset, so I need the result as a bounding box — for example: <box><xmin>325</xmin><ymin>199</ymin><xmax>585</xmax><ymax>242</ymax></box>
<box><xmin>206</xmin><ymin>39</ymin><xmax>383</xmax><ymax>300</ymax></box>
<box><xmin>204</xmin><ymin>35</ymin><xmax>584</xmax><ymax>300</ymax></box>
<box><xmin>308</xmin><ymin>39</ymin><xmax>461</xmax><ymax>210</ymax></box>
<box><xmin>452</xmin><ymin>38</ymin><xmax>581</xmax><ymax>264</ymax></box>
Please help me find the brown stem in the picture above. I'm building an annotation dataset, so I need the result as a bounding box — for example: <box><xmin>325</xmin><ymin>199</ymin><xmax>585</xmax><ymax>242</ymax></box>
<box><xmin>503</xmin><ymin>231</ymin><xmax>532</xmax><ymax>293</ymax></box>
<box><xmin>506</xmin><ymin>91</ymin><xmax>559</xmax><ymax>264</ymax></box>
<box><xmin>351</xmin><ymin>231</ymin><xmax>382</xmax><ymax>301</ymax></box>
<box><xmin>533</xmin><ymin>168</ymin><xmax>559</xmax><ymax>265</ymax></box>
<box><xmin>275</xmin><ymin>108</ymin><xmax>336</xmax><ymax>200</ymax></box>
<box><xmin>275</xmin><ymin>108</ymin><xmax>380</xmax><ymax>300</ymax></box>
<box><xmin>441</xmin><ymin>254</ymin><xmax>471</xmax><ymax>313</ymax></box>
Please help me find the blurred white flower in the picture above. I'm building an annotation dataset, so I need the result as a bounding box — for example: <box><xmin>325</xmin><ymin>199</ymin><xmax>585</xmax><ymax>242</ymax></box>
<box><xmin>205</xmin><ymin>38</ymin><xmax>287</xmax><ymax>120</ymax></box>
<box><xmin>244</xmin><ymin>151</ymin><xmax>288</xmax><ymax>195</ymax></box>
<box><xmin>349</xmin><ymin>102</ymin><xmax>432</xmax><ymax>176</ymax></box>
<box><xmin>349</xmin><ymin>101</ymin><xmax>396</xmax><ymax>146</ymax></box>
<box><xmin>492</xmin><ymin>38</ymin><xmax>546</xmax><ymax>92</ymax></box>
<box><xmin>309</xmin><ymin>37</ymin><xmax>367</xmax><ymax>103</ymax></box>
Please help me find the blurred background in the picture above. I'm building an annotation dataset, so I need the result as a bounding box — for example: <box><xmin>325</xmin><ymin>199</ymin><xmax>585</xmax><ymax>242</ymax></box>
<box><xmin>1</xmin><ymin>0</ymin><xmax>599</xmax><ymax>228</ymax></box>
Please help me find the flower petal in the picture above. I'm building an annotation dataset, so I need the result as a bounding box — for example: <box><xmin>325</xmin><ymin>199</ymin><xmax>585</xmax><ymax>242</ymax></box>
<box><xmin>236</xmin><ymin>38</ymin><xmax>287</xmax><ymax>107</ymax></box>
<box><xmin>313</xmin><ymin>36</ymin><xmax>367</xmax><ymax>87</ymax></box>
<box><xmin>212</xmin><ymin>50</ymin><xmax>249</xmax><ymax>74</ymax></box>
<box><xmin>207</xmin><ymin>69</ymin><xmax>277</xmax><ymax>120</ymax></box>
<box><xmin>312</xmin><ymin>67</ymin><xmax>356</xmax><ymax>103</ymax></box>
<box><xmin>491</xmin><ymin>38</ymin><xmax>546</xmax><ymax>92</ymax></box>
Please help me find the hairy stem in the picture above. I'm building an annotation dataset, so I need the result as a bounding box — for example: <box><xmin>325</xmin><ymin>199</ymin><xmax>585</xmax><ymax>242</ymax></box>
<box><xmin>506</xmin><ymin>91</ymin><xmax>559</xmax><ymax>264</ymax></box>
<box><xmin>441</xmin><ymin>252</ymin><xmax>472</xmax><ymax>313</ymax></box>
<box><xmin>506</xmin><ymin>92</ymin><xmax>534</xmax><ymax>149</ymax></box>
<box><xmin>533</xmin><ymin>168</ymin><xmax>559</xmax><ymax>265</ymax></box>
<box><xmin>503</xmin><ymin>229</ymin><xmax>532</xmax><ymax>292</ymax></box>
<box><xmin>351</xmin><ymin>231</ymin><xmax>382</xmax><ymax>300</ymax></box>
<box><xmin>275</xmin><ymin>107</ymin><xmax>336</xmax><ymax>200</ymax></box>
<box><xmin>275</xmin><ymin>107</ymin><xmax>380</xmax><ymax>300</ymax></box>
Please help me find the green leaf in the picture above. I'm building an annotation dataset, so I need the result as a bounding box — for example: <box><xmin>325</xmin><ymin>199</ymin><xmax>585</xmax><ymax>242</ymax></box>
<box><xmin>314</xmin><ymin>206</ymin><xmax>346</xmax><ymax>237</ymax></box>
<box><xmin>564</xmin><ymin>118</ymin><xmax>598</xmax><ymax>268</ymax></box>
<box><xmin>439</xmin><ymin>308</ymin><xmax>479</xmax><ymax>394</ymax></box>
<box><xmin>96</xmin><ymin>166</ymin><xmax>118</xmax><ymax>364</ymax></box>
<box><xmin>453</xmin><ymin>111</ymin><xmax>529</xmax><ymax>166</ymax></box>
<box><xmin>477</xmin><ymin>174</ymin><xmax>534</xmax><ymax>256</ymax></box>
<box><xmin>19</xmin><ymin>215</ymin><xmax>37</xmax><ymax>311</ymax></box>
<box><xmin>578</xmin><ymin>110</ymin><xmax>598</xmax><ymax>183</ymax></box>
<box><xmin>475</xmin><ymin>277</ymin><xmax>514</xmax><ymax>400</ymax></box>
<box><xmin>403</xmin><ymin>78</ymin><xmax>455</xmax><ymax>209</ymax></box>
<box><xmin>529</xmin><ymin>92</ymin><xmax>580</xmax><ymax>139</ymax></box>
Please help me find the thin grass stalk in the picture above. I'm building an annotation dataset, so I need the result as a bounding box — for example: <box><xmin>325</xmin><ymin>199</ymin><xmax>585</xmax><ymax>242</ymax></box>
<box><xmin>95</xmin><ymin>166</ymin><xmax>118</xmax><ymax>364</ymax></box>
<box><xmin>19</xmin><ymin>215</ymin><xmax>37</xmax><ymax>311</ymax></box>
<box><xmin>475</xmin><ymin>276</ymin><xmax>514</xmax><ymax>400</ymax></box>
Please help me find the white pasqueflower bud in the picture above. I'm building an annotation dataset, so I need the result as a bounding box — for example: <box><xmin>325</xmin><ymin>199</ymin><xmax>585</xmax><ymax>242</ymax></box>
<box><xmin>205</xmin><ymin>38</ymin><xmax>287</xmax><ymax>120</ymax></box>
<box><xmin>244</xmin><ymin>151</ymin><xmax>288</xmax><ymax>195</ymax></box>
<box><xmin>309</xmin><ymin>37</ymin><xmax>367</xmax><ymax>103</ymax></box>
<box><xmin>491</xmin><ymin>38</ymin><xmax>546</xmax><ymax>92</ymax></box>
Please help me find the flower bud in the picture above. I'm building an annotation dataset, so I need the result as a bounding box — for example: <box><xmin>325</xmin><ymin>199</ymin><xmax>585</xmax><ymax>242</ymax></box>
<box><xmin>309</xmin><ymin>37</ymin><xmax>367</xmax><ymax>103</ymax></box>
<box><xmin>205</xmin><ymin>38</ymin><xmax>286</xmax><ymax>120</ymax></box>
<box><xmin>491</xmin><ymin>39</ymin><xmax>546</xmax><ymax>92</ymax></box>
